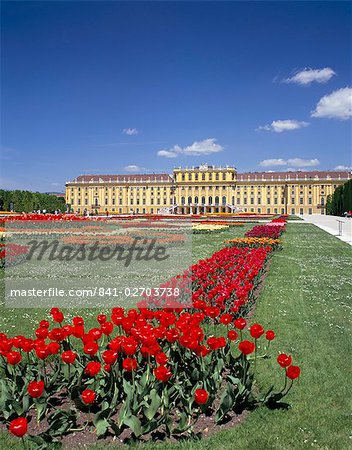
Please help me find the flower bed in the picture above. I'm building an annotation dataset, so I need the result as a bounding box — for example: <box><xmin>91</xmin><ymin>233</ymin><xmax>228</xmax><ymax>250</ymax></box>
<box><xmin>195</xmin><ymin>221</ymin><xmax>244</xmax><ymax>226</ymax></box>
<box><xmin>0</xmin><ymin>214</ymin><xmax>105</xmax><ymax>223</ymax></box>
<box><xmin>245</xmin><ymin>224</ymin><xmax>286</xmax><ymax>239</ymax></box>
<box><xmin>192</xmin><ymin>224</ymin><xmax>229</xmax><ymax>234</ymax></box>
<box><xmin>140</xmin><ymin>245</ymin><xmax>273</xmax><ymax>315</ymax></box>
<box><xmin>0</xmin><ymin>308</ymin><xmax>300</xmax><ymax>445</ymax></box>
<box><xmin>0</xmin><ymin>243</ymin><xmax>29</xmax><ymax>268</ymax></box>
<box><xmin>224</xmin><ymin>237</ymin><xmax>283</xmax><ymax>250</ymax></box>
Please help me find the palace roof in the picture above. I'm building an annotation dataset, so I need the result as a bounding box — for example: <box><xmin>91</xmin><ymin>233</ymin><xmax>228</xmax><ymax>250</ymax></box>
<box><xmin>236</xmin><ymin>171</ymin><xmax>351</xmax><ymax>182</ymax></box>
<box><xmin>71</xmin><ymin>174</ymin><xmax>173</xmax><ymax>183</ymax></box>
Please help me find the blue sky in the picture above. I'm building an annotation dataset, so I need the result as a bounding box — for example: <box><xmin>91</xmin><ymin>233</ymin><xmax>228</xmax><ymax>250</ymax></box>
<box><xmin>1</xmin><ymin>1</ymin><xmax>351</xmax><ymax>192</ymax></box>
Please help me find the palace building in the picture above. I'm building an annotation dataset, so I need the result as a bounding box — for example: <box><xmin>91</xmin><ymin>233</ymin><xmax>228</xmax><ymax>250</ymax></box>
<box><xmin>66</xmin><ymin>164</ymin><xmax>351</xmax><ymax>215</ymax></box>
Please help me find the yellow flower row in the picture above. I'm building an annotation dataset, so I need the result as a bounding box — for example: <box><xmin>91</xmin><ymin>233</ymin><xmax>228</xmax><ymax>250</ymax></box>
<box><xmin>193</xmin><ymin>224</ymin><xmax>230</xmax><ymax>231</ymax></box>
<box><xmin>224</xmin><ymin>237</ymin><xmax>282</xmax><ymax>246</ymax></box>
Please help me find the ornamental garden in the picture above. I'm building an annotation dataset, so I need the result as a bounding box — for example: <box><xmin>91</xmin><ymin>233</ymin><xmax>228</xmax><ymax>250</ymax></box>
<box><xmin>0</xmin><ymin>212</ymin><xmax>351</xmax><ymax>449</ymax></box>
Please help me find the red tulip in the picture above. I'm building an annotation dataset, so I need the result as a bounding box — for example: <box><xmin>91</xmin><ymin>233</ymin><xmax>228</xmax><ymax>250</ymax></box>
<box><xmin>102</xmin><ymin>349</ymin><xmax>117</xmax><ymax>365</ymax></box>
<box><xmin>227</xmin><ymin>330</ymin><xmax>238</xmax><ymax>341</ymax></box>
<box><xmin>238</xmin><ymin>340</ymin><xmax>255</xmax><ymax>355</ymax></box>
<box><xmin>265</xmin><ymin>330</ymin><xmax>275</xmax><ymax>341</ymax></box>
<box><xmin>250</xmin><ymin>324</ymin><xmax>264</xmax><ymax>339</ymax></box>
<box><xmin>277</xmin><ymin>353</ymin><xmax>292</xmax><ymax>368</ymax></box>
<box><xmin>83</xmin><ymin>341</ymin><xmax>99</xmax><ymax>356</ymax></box>
<box><xmin>9</xmin><ymin>417</ymin><xmax>28</xmax><ymax>437</ymax></box>
<box><xmin>97</xmin><ymin>314</ymin><xmax>107</xmax><ymax>324</ymax></box>
<box><xmin>194</xmin><ymin>388</ymin><xmax>209</xmax><ymax>405</ymax></box>
<box><xmin>286</xmin><ymin>365</ymin><xmax>301</xmax><ymax>380</ymax></box>
<box><xmin>61</xmin><ymin>350</ymin><xmax>77</xmax><ymax>364</ymax></box>
<box><xmin>101</xmin><ymin>322</ymin><xmax>114</xmax><ymax>336</ymax></box>
<box><xmin>234</xmin><ymin>318</ymin><xmax>247</xmax><ymax>330</ymax></box>
<box><xmin>81</xmin><ymin>389</ymin><xmax>96</xmax><ymax>405</ymax></box>
<box><xmin>6</xmin><ymin>351</ymin><xmax>22</xmax><ymax>365</ymax></box>
<box><xmin>154</xmin><ymin>365</ymin><xmax>172</xmax><ymax>382</ymax></box>
<box><xmin>155</xmin><ymin>352</ymin><xmax>168</xmax><ymax>365</ymax></box>
<box><xmin>27</xmin><ymin>380</ymin><xmax>45</xmax><ymax>398</ymax></box>
<box><xmin>84</xmin><ymin>361</ymin><xmax>101</xmax><ymax>377</ymax></box>
<box><xmin>122</xmin><ymin>358</ymin><xmax>137</xmax><ymax>372</ymax></box>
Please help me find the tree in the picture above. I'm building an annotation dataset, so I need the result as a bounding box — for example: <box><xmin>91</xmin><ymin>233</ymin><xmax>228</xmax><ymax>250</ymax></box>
<box><xmin>326</xmin><ymin>179</ymin><xmax>352</xmax><ymax>216</ymax></box>
<box><xmin>0</xmin><ymin>189</ymin><xmax>66</xmax><ymax>213</ymax></box>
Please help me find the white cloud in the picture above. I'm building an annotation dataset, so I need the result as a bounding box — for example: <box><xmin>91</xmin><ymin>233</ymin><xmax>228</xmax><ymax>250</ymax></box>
<box><xmin>284</xmin><ymin>67</ymin><xmax>336</xmax><ymax>85</ymax></box>
<box><xmin>259</xmin><ymin>158</ymin><xmax>287</xmax><ymax>167</ymax></box>
<box><xmin>157</xmin><ymin>138</ymin><xmax>224</xmax><ymax>158</ymax></box>
<box><xmin>334</xmin><ymin>165</ymin><xmax>352</xmax><ymax>171</ymax></box>
<box><xmin>311</xmin><ymin>87</ymin><xmax>352</xmax><ymax>120</ymax></box>
<box><xmin>287</xmin><ymin>158</ymin><xmax>320</xmax><ymax>167</ymax></box>
<box><xmin>122</xmin><ymin>128</ymin><xmax>139</xmax><ymax>136</ymax></box>
<box><xmin>124</xmin><ymin>165</ymin><xmax>145</xmax><ymax>173</ymax></box>
<box><xmin>257</xmin><ymin>119</ymin><xmax>309</xmax><ymax>133</ymax></box>
<box><xmin>259</xmin><ymin>158</ymin><xmax>320</xmax><ymax>168</ymax></box>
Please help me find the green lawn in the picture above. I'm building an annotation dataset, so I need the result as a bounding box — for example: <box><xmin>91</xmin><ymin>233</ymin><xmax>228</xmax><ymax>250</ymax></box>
<box><xmin>1</xmin><ymin>223</ymin><xmax>351</xmax><ymax>449</ymax></box>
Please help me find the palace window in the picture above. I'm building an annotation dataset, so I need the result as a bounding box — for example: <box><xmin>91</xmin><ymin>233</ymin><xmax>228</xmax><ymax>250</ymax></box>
<box><xmin>195</xmin><ymin>196</ymin><xmax>199</xmax><ymax>204</ymax></box>
<box><xmin>222</xmin><ymin>196</ymin><xmax>226</xmax><ymax>205</ymax></box>
<box><xmin>209</xmin><ymin>196</ymin><xmax>213</xmax><ymax>205</ymax></box>
<box><xmin>215</xmin><ymin>196</ymin><xmax>219</xmax><ymax>205</ymax></box>
<box><xmin>181</xmin><ymin>197</ymin><xmax>185</xmax><ymax>205</ymax></box>
<box><xmin>188</xmin><ymin>196</ymin><xmax>192</xmax><ymax>205</ymax></box>
<box><xmin>300</xmin><ymin>198</ymin><xmax>303</xmax><ymax>205</ymax></box>
<box><xmin>267</xmin><ymin>198</ymin><xmax>271</xmax><ymax>205</ymax></box>
<box><xmin>202</xmin><ymin>173</ymin><xmax>206</xmax><ymax>181</ymax></box>
<box><xmin>215</xmin><ymin>173</ymin><xmax>219</xmax><ymax>181</ymax></box>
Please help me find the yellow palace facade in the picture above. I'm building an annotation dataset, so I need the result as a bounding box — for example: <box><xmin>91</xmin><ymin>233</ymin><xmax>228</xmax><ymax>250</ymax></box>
<box><xmin>66</xmin><ymin>164</ymin><xmax>351</xmax><ymax>215</ymax></box>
